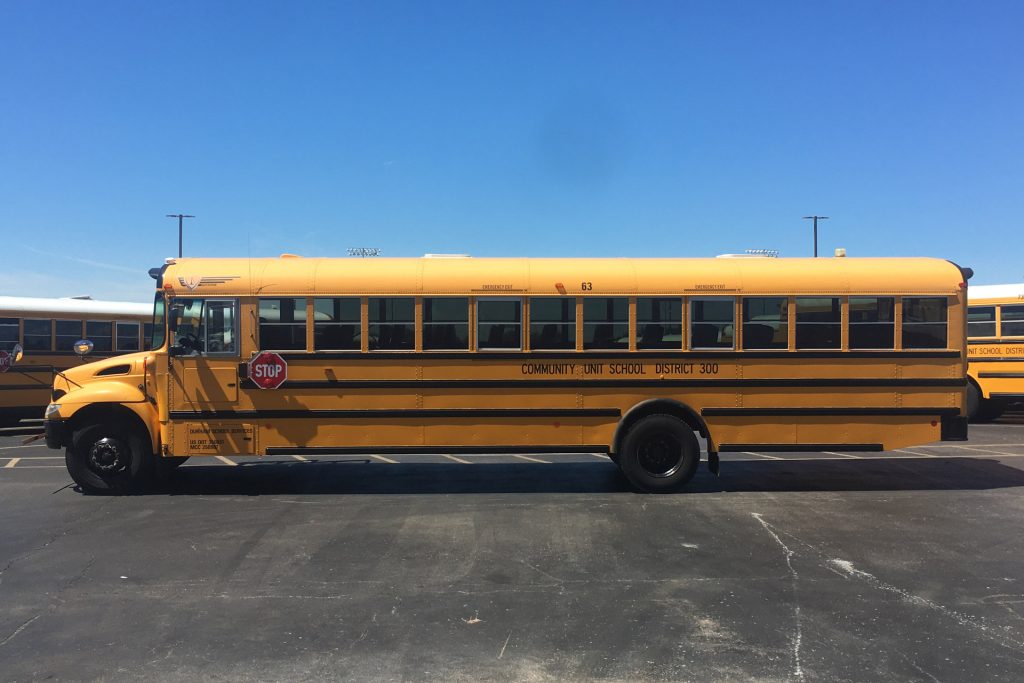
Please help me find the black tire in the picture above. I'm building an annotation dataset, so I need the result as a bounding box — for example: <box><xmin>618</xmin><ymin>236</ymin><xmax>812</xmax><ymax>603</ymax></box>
<box><xmin>65</xmin><ymin>423</ymin><xmax>154</xmax><ymax>495</ymax></box>
<box><xmin>618</xmin><ymin>414</ymin><xmax>700</xmax><ymax>493</ymax></box>
<box><xmin>967</xmin><ymin>383</ymin><xmax>1003</xmax><ymax>423</ymax></box>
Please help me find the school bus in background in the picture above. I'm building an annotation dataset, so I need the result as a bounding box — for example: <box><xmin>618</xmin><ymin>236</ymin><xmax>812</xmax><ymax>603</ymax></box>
<box><xmin>967</xmin><ymin>283</ymin><xmax>1024</xmax><ymax>421</ymax></box>
<box><xmin>42</xmin><ymin>255</ymin><xmax>970</xmax><ymax>494</ymax></box>
<box><xmin>0</xmin><ymin>296</ymin><xmax>152</xmax><ymax>426</ymax></box>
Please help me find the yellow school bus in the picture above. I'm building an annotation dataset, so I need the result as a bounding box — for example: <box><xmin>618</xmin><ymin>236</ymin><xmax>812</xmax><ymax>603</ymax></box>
<box><xmin>967</xmin><ymin>283</ymin><xmax>1024</xmax><ymax>421</ymax></box>
<box><xmin>0</xmin><ymin>296</ymin><xmax>152</xmax><ymax>426</ymax></box>
<box><xmin>42</xmin><ymin>255</ymin><xmax>970</xmax><ymax>493</ymax></box>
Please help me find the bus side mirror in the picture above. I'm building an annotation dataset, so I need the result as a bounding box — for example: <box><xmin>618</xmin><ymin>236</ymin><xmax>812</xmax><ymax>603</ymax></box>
<box><xmin>74</xmin><ymin>339</ymin><xmax>94</xmax><ymax>357</ymax></box>
<box><xmin>12</xmin><ymin>344</ymin><xmax>23</xmax><ymax>364</ymax></box>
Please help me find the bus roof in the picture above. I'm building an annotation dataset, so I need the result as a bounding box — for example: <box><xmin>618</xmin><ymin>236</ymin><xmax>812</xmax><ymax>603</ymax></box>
<box><xmin>968</xmin><ymin>283</ymin><xmax>1024</xmax><ymax>303</ymax></box>
<box><xmin>159</xmin><ymin>256</ymin><xmax>966</xmax><ymax>297</ymax></box>
<box><xmin>0</xmin><ymin>296</ymin><xmax>151</xmax><ymax>318</ymax></box>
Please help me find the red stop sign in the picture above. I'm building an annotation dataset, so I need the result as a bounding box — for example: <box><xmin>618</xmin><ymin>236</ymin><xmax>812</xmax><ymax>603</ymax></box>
<box><xmin>248</xmin><ymin>351</ymin><xmax>288</xmax><ymax>389</ymax></box>
<box><xmin>0</xmin><ymin>351</ymin><xmax>10</xmax><ymax>374</ymax></box>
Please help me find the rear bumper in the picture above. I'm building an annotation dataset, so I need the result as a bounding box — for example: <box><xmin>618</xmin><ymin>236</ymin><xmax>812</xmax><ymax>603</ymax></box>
<box><xmin>45</xmin><ymin>418</ymin><xmax>70</xmax><ymax>450</ymax></box>
<box><xmin>940</xmin><ymin>415</ymin><xmax>968</xmax><ymax>441</ymax></box>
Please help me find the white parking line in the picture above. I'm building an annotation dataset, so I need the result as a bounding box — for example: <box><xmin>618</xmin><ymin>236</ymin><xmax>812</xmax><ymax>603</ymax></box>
<box><xmin>590</xmin><ymin>453</ymin><xmax>611</xmax><ymax>459</ymax></box>
<box><xmin>4</xmin><ymin>458</ymin><xmax>20</xmax><ymax>468</ymax></box>
<box><xmin>823</xmin><ymin>451</ymin><xmax>862</xmax><ymax>459</ymax></box>
<box><xmin>513</xmin><ymin>454</ymin><xmax>551</xmax><ymax>464</ymax></box>
<box><xmin>441</xmin><ymin>453</ymin><xmax>473</xmax><ymax>464</ymax></box>
<box><xmin>291</xmin><ymin>455</ymin><xmax>310</xmax><ymax>462</ymax></box>
<box><xmin>895</xmin><ymin>448</ymin><xmax>939</xmax><ymax>457</ymax></box>
<box><xmin>0</xmin><ymin>444</ymin><xmax>49</xmax><ymax>450</ymax></box>
<box><xmin>215</xmin><ymin>455</ymin><xmax>237</xmax><ymax>466</ymax></box>
<box><xmin>370</xmin><ymin>454</ymin><xmax>398</xmax><ymax>464</ymax></box>
<box><xmin>744</xmin><ymin>451</ymin><xmax>782</xmax><ymax>460</ymax></box>
<box><xmin>950</xmin><ymin>445</ymin><xmax>1023</xmax><ymax>457</ymax></box>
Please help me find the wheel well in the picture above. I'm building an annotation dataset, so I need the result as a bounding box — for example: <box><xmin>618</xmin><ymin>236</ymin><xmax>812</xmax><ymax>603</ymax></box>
<box><xmin>612</xmin><ymin>399</ymin><xmax>711</xmax><ymax>455</ymax></box>
<box><xmin>967</xmin><ymin>375</ymin><xmax>985</xmax><ymax>399</ymax></box>
<box><xmin>68</xmin><ymin>404</ymin><xmax>153</xmax><ymax>451</ymax></box>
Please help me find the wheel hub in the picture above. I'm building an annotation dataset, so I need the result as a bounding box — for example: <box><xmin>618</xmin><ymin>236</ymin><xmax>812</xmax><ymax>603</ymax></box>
<box><xmin>637</xmin><ymin>435</ymin><xmax>683</xmax><ymax>477</ymax></box>
<box><xmin>88</xmin><ymin>437</ymin><xmax>129</xmax><ymax>473</ymax></box>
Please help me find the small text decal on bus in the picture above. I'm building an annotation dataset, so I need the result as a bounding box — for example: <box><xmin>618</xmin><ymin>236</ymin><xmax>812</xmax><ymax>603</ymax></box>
<box><xmin>248</xmin><ymin>351</ymin><xmax>288</xmax><ymax>389</ymax></box>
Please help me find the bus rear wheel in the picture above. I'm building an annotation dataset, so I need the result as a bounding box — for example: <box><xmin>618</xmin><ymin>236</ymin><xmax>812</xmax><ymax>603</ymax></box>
<box><xmin>65</xmin><ymin>423</ymin><xmax>153</xmax><ymax>495</ymax></box>
<box><xmin>618</xmin><ymin>414</ymin><xmax>700</xmax><ymax>492</ymax></box>
<box><xmin>967</xmin><ymin>383</ymin><xmax>1004</xmax><ymax>423</ymax></box>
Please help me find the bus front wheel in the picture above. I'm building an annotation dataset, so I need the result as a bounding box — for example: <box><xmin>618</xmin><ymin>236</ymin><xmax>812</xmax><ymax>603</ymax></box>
<box><xmin>967</xmin><ymin>383</ymin><xmax>1004</xmax><ymax>423</ymax></box>
<box><xmin>618</xmin><ymin>414</ymin><xmax>700</xmax><ymax>493</ymax></box>
<box><xmin>65</xmin><ymin>423</ymin><xmax>153</xmax><ymax>495</ymax></box>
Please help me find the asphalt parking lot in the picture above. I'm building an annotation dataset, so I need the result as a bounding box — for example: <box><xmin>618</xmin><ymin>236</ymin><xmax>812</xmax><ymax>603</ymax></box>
<box><xmin>3</xmin><ymin>413</ymin><xmax>1024</xmax><ymax>681</ymax></box>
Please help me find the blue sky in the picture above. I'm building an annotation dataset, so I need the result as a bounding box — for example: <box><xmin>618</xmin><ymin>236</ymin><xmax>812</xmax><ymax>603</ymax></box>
<box><xmin>1</xmin><ymin>1</ymin><xmax>1021</xmax><ymax>301</ymax></box>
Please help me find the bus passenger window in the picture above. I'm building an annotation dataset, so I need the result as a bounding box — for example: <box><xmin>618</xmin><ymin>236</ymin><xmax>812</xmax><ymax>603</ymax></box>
<box><xmin>796</xmin><ymin>298</ymin><xmax>840</xmax><ymax>349</ymax></box>
<box><xmin>530</xmin><ymin>298</ymin><xmax>575</xmax><ymax>350</ymax></box>
<box><xmin>56</xmin><ymin>320</ymin><xmax>83</xmax><ymax>352</ymax></box>
<box><xmin>967</xmin><ymin>306</ymin><xmax>996</xmax><ymax>338</ymax></box>
<box><xmin>86</xmin><ymin>321</ymin><xmax>113</xmax><ymax>352</ymax></box>
<box><xmin>850</xmin><ymin>297</ymin><xmax>895</xmax><ymax>349</ymax></box>
<box><xmin>369</xmin><ymin>297</ymin><xmax>414</xmax><ymax>351</ymax></box>
<box><xmin>423</xmin><ymin>298</ymin><xmax>469</xmax><ymax>351</ymax></box>
<box><xmin>116</xmin><ymin>322</ymin><xmax>141</xmax><ymax>352</ymax></box>
<box><xmin>1001</xmin><ymin>305</ymin><xmax>1024</xmax><ymax>337</ymax></box>
<box><xmin>205</xmin><ymin>300</ymin><xmax>237</xmax><ymax>354</ymax></box>
<box><xmin>314</xmin><ymin>298</ymin><xmax>361</xmax><ymax>351</ymax></box>
<box><xmin>259</xmin><ymin>298</ymin><xmax>307</xmax><ymax>351</ymax></box>
<box><xmin>690</xmin><ymin>299</ymin><xmax>734</xmax><ymax>349</ymax></box>
<box><xmin>0</xmin><ymin>318</ymin><xmax>17</xmax><ymax>352</ymax></box>
<box><xmin>902</xmin><ymin>297</ymin><xmax>947</xmax><ymax>349</ymax></box>
<box><xmin>477</xmin><ymin>299</ymin><xmax>521</xmax><ymax>350</ymax></box>
<box><xmin>742</xmin><ymin>298</ymin><xmax>788</xmax><ymax>350</ymax></box>
<box><xmin>23</xmin><ymin>319</ymin><xmax>53</xmax><ymax>351</ymax></box>
<box><xmin>584</xmin><ymin>298</ymin><xmax>628</xmax><ymax>350</ymax></box>
<box><xmin>637</xmin><ymin>298</ymin><xmax>682</xmax><ymax>350</ymax></box>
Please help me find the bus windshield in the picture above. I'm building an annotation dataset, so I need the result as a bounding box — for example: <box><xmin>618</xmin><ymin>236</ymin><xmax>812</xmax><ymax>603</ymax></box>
<box><xmin>151</xmin><ymin>293</ymin><xmax>166</xmax><ymax>350</ymax></box>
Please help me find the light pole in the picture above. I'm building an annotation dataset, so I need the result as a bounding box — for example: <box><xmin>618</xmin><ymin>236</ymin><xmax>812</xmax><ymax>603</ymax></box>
<box><xmin>802</xmin><ymin>215</ymin><xmax>829</xmax><ymax>257</ymax></box>
<box><xmin>166</xmin><ymin>214</ymin><xmax>195</xmax><ymax>258</ymax></box>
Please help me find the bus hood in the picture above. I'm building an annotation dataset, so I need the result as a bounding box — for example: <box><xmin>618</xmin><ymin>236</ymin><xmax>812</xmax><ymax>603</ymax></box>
<box><xmin>51</xmin><ymin>351</ymin><xmax>152</xmax><ymax>403</ymax></box>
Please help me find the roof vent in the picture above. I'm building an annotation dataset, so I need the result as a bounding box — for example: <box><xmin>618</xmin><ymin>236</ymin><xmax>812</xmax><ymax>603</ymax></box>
<box><xmin>834</xmin><ymin>248</ymin><xmax>847</xmax><ymax>258</ymax></box>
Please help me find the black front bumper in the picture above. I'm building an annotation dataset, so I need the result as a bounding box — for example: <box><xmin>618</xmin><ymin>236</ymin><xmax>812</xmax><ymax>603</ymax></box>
<box><xmin>45</xmin><ymin>419</ymin><xmax>70</xmax><ymax>450</ymax></box>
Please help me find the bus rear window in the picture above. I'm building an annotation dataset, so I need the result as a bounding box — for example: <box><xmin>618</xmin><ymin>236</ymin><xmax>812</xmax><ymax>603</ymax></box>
<box><xmin>850</xmin><ymin>297</ymin><xmax>895</xmax><ymax>349</ymax></box>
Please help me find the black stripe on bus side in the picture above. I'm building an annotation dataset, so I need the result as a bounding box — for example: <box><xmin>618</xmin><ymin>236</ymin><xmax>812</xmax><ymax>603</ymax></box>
<box><xmin>719</xmin><ymin>443</ymin><xmax>883</xmax><ymax>452</ymax></box>
<box><xmin>276</xmin><ymin>350</ymin><xmax>963</xmax><ymax>361</ymax></box>
<box><xmin>265</xmin><ymin>445</ymin><xmax>612</xmax><ymax>455</ymax></box>
<box><xmin>978</xmin><ymin>372</ymin><xmax>1024</xmax><ymax>379</ymax></box>
<box><xmin>0</xmin><ymin>385</ymin><xmax>51</xmax><ymax>392</ymax></box>
<box><xmin>990</xmin><ymin>393</ymin><xmax>1024</xmax><ymax>400</ymax></box>
<box><xmin>968</xmin><ymin>357</ymin><xmax>1024</xmax><ymax>363</ymax></box>
<box><xmin>241</xmin><ymin>378</ymin><xmax>966</xmax><ymax>390</ymax></box>
<box><xmin>169</xmin><ymin>408</ymin><xmax>622</xmax><ymax>420</ymax></box>
<box><xmin>701</xmin><ymin>407</ymin><xmax>961</xmax><ymax>417</ymax></box>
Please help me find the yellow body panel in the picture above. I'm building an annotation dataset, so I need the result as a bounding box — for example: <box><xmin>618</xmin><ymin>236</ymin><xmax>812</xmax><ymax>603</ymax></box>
<box><xmin>966</xmin><ymin>284</ymin><xmax>1024</xmax><ymax>402</ymax></box>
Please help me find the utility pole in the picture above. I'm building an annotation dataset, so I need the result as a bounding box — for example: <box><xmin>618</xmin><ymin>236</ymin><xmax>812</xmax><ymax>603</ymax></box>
<box><xmin>166</xmin><ymin>214</ymin><xmax>195</xmax><ymax>258</ymax></box>
<box><xmin>802</xmin><ymin>215</ymin><xmax>829</xmax><ymax>257</ymax></box>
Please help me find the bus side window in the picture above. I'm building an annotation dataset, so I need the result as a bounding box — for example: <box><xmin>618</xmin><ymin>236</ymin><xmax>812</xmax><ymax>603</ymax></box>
<box><xmin>369</xmin><ymin>297</ymin><xmax>415</xmax><ymax>351</ymax></box>
<box><xmin>583</xmin><ymin>297</ymin><xmax>629</xmax><ymax>350</ymax></box>
<box><xmin>967</xmin><ymin>306</ymin><xmax>996</xmax><ymax>338</ymax></box>
<box><xmin>423</xmin><ymin>298</ymin><xmax>469</xmax><ymax>351</ymax></box>
<box><xmin>902</xmin><ymin>297</ymin><xmax>947</xmax><ymax>349</ymax></box>
<box><xmin>86</xmin><ymin>321</ymin><xmax>113</xmax><ymax>352</ymax></box>
<box><xmin>1002</xmin><ymin>305</ymin><xmax>1024</xmax><ymax>337</ymax></box>
<box><xmin>795</xmin><ymin>298</ymin><xmax>841</xmax><ymax>349</ymax></box>
<box><xmin>0</xmin><ymin>318</ymin><xmax>17</xmax><ymax>352</ymax></box>
<box><xmin>259</xmin><ymin>298</ymin><xmax>307</xmax><ymax>351</ymax></box>
<box><xmin>530</xmin><ymin>298</ymin><xmax>575</xmax><ymax>350</ymax></box>
<box><xmin>850</xmin><ymin>297</ymin><xmax>895</xmax><ymax>349</ymax></box>
<box><xmin>478</xmin><ymin>299</ymin><xmax>522</xmax><ymax>350</ymax></box>
<box><xmin>637</xmin><ymin>298</ymin><xmax>682</xmax><ymax>350</ymax></box>
<box><xmin>742</xmin><ymin>297</ymin><xmax>788</xmax><ymax>350</ymax></box>
<box><xmin>690</xmin><ymin>298</ymin><xmax>734</xmax><ymax>350</ymax></box>
<box><xmin>205</xmin><ymin>300</ymin><xmax>237</xmax><ymax>355</ymax></box>
<box><xmin>116</xmin><ymin>322</ymin><xmax>140</xmax><ymax>352</ymax></box>
<box><xmin>314</xmin><ymin>298</ymin><xmax>361</xmax><ymax>351</ymax></box>
<box><xmin>57</xmin><ymin>320</ymin><xmax>83</xmax><ymax>352</ymax></box>
<box><xmin>23</xmin><ymin>319</ymin><xmax>53</xmax><ymax>351</ymax></box>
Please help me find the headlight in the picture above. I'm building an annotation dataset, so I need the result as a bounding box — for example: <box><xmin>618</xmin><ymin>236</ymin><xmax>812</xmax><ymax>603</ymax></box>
<box><xmin>44</xmin><ymin>403</ymin><xmax>62</xmax><ymax>419</ymax></box>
